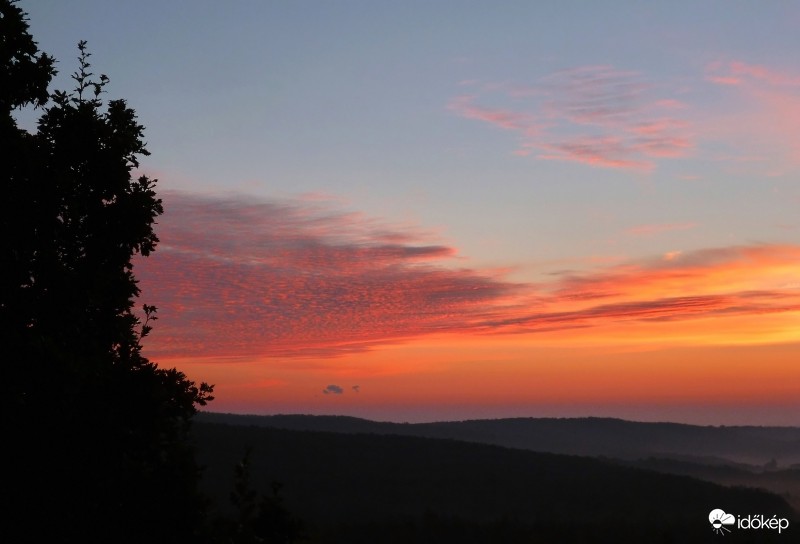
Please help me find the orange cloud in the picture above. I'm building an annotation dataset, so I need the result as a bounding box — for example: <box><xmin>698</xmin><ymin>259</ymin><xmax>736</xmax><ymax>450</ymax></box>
<box><xmin>448</xmin><ymin>65</ymin><xmax>694</xmax><ymax>170</ymax></box>
<box><xmin>494</xmin><ymin>245</ymin><xmax>800</xmax><ymax>343</ymax></box>
<box><xmin>136</xmin><ymin>192</ymin><xmax>800</xmax><ymax>361</ymax></box>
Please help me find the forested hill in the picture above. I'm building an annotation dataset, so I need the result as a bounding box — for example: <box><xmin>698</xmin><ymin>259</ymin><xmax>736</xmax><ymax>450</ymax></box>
<box><xmin>193</xmin><ymin>421</ymin><xmax>796</xmax><ymax>544</ymax></box>
<box><xmin>196</xmin><ymin>412</ymin><xmax>800</xmax><ymax>466</ymax></box>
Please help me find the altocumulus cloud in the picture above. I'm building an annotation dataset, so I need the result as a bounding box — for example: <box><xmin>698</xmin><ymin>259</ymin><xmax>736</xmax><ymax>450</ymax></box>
<box><xmin>135</xmin><ymin>192</ymin><xmax>800</xmax><ymax>358</ymax></box>
<box><xmin>135</xmin><ymin>192</ymin><xmax>521</xmax><ymax>358</ymax></box>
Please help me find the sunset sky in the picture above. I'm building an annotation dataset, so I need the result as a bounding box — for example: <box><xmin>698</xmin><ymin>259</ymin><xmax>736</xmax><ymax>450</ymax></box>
<box><xmin>22</xmin><ymin>1</ymin><xmax>800</xmax><ymax>424</ymax></box>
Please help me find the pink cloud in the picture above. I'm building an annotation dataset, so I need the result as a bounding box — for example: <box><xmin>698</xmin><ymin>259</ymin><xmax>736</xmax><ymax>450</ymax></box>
<box><xmin>448</xmin><ymin>65</ymin><xmax>693</xmax><ymax>171</ymax></box>
<box><xmin>727</xmin><ymin>61</ymin><xmax>800</xmax><ymax>87</ymax></box>
<box><xmin>704</xmin><ymin>59</ymin><xmax>800</xmax><ymax>172</ymax></box>
<box><xmin>625</xmin><ymin>222</ymin><xmax>698</xmax><ymax>236</ymax></box>
<box><xmin>634</xmin><ymin>136</ymin><xmax>692</xmax><ymax>158</ymax></box>
<box><xmin>654</xmin><ymin>99</ymin><xmax>688</xmax><ymax>110</ymax></box>
<box><xmin>628</xmin><ymin>119</ymin><xmax>688</xmax><ymax>136</ymax></box>
<box><xmin>447</xmin><ymin>95</ymin><xmax>540</xmax><ymax>133</ymax></box>
<box><xmin>539</xmin><ymin>137</ymin><xmax>652</xmax><ymax>171</ymax></box>
<box><xmin>136</xmin><ymin>192</ymin><xmax>521</xmax><ymax>358</ymax></box>
<box><xmin>540</xmin><ymin>65</ymin><xmax>648</xmax><ymax>126</ymax></box>
<box><xmin>135</xmin><ymin>194</ymin><xmax>800</xmax><ymax>359</ymax></box>
<box><xmin>706</xmin><ymin>76</ymin><xmax>742</xmax><ymax>86</ymax></box>
<box><xmin>706</xmin><ymin>61</ymin><xmax>800</xmax><ymax>89</ymax></box>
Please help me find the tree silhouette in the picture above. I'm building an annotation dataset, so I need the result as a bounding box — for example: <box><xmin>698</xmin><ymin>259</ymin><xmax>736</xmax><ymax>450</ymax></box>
<box><xmin>2</xmin><ymin>2</ymin><xmax>213</xmax><ymax>542</ymax></box>
<box><xmin>224</xmin><ymin>447</ymin><xmax>306</xmax><ymax>544</ymax></box>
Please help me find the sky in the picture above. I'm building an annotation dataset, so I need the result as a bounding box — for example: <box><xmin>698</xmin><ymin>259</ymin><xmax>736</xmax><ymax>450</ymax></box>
<box><xmin>19</xmin><ymin>1</ymin><xmax>800</xmax><ymax>425</ymax></box>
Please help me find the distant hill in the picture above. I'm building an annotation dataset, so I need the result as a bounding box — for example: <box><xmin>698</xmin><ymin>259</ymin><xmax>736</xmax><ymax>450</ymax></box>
<box><xmin>193</xmin><ymin>421</ymin><xmax>796</xmax><ymax>543</ymax></box>
<box><xmin>196</xmin><ymin>412</ymin><xmax>800</xmax><ymax>466</ymax></box>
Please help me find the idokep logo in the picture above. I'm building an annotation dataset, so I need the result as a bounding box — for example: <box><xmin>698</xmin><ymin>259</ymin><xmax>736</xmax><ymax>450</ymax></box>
<box><xmin>709</xmin><ymin>508</ymin><xmax>790</xmax><ymax>535</ymax></box>
<box><xmin>709</xmin><ymin>509</ymin><xmax>735</xmax><ymax>535</ymax></box>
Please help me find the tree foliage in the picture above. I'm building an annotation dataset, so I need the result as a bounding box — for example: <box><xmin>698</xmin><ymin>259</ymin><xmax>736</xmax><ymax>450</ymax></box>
<box><xmin>223</xmin><ymin>447</ymin><xmax>306</xmax><ymax>544</ymax></box>
<box><xmin>2</xmin><ymin>2</ymin><xmax>213</xmax><ymax>541</ymax></box>
<box><xmin>0</xmin><ymin>0</ymin><xmax>54</xmax><ymax>124</ymax></box>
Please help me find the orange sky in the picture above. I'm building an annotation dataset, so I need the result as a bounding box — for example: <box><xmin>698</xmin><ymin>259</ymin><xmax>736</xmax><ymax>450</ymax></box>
<box><xmin>139</xmin><ymin>218</ymin><xmax>800</xmax><ymax>425</ymax></box>
<box><xmin>159</xmin><ymin>338</ymin><xmax>800</xmax><ymax>425</ymax></box>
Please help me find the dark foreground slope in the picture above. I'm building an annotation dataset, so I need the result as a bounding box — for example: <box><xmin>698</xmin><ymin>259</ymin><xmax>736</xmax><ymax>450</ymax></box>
<box><xmin>193</xmin><ymin>421</ymin><xmax>796</xmax><ymax>544</ymax></box>
<box><xmin>197</xmin><ymin>412</ymin><xmax>800</xmax><ymax>465</ymax></box>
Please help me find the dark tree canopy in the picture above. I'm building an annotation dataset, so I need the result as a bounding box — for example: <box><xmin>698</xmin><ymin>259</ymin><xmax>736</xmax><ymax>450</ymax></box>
<box><xmin>2</xmin><ymin>2</ymin><xmax>213</xmax><ymax>542</ymax></box>
<box><xmin>0</xmin><ymin>0</ymin><xmax>54</xmax><ymax>124</ymax></box>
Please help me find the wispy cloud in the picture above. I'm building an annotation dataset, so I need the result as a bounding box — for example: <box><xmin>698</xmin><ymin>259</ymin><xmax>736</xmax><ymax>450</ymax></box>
<box><xmin>704</xmin><ymin>60</ymin><xmax>800</xmax><ymax>173</ymax></box>
<box><xmin>496</xmin><ymin>245</ymin><xmax>800</xmax><ymax>334</ymax></box>
<box><xmin>539</xmin><ymin>136</ymin><xmax>650</xmax><ymax>170</ymax></box>
<box><xmin>447</xmin><ymin>95</ymin><xmax>539</xmax><ymax>132</ymax></box>
<box><xmin>137</xmin><ymin>193</ymin><xmax>800</xmax><ymax>359</ymax></box>
<box><xmin>706</xmin><ymin>61</ymin><xmax>800</xmax><ymax>88</ymax></box>
<box><xmin>625</xmin><ymin>222</ymin><xmax>698</xmax><ymax>236</ymax></box>
<box><xmin>448</xmin><ymin>66</ymin><xmax>693</xmax><ymax>170</ymax></box>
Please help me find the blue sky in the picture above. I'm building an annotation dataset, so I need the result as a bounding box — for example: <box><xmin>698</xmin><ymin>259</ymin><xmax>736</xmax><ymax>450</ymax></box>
<box><xmin>24</xmin><ymin>2</ymin><xmax>798</xmax><ymax>268</ymax></box>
